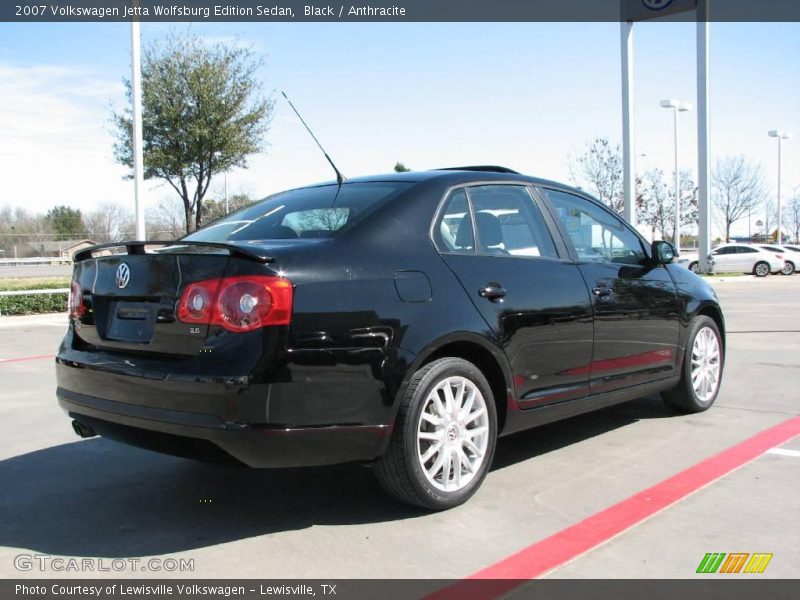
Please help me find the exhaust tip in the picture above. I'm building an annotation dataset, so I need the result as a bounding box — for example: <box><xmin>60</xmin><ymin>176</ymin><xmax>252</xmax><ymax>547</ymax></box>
<box><xmin>72</xmin><ymin>420</ymin><xmax>97</xmax><ymax>439</ymax></box>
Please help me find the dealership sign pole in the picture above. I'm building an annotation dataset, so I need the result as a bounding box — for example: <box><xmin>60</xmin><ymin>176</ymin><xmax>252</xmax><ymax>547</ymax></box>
<box><xmin>697</xmin><ymin>0</ymin><xmax>711</xmax><ymax>271</ymax></box>
<box><xmin>620</xmin><ymin>20</ymin><xmax>636</xmax><ymax>228</ymax></box>
<box><xmin>131</xmin><ymin>5</ymin><xmax>146</xmax><ymax>240</ymax></box>
<box><xmin>621</xmin><ymin>0</ymin><xmax>710</xmax><ymax>271</ymax></box>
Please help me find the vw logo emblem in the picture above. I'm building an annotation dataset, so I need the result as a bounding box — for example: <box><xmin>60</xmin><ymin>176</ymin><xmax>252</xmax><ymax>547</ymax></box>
<box><xmin>116</xmin><ymin>263</ymin><xmax>131</xmax><ymax>289</ymax></box>
<box><xmin>642</xmin><ymin>0</ymin><xmax>675</xmax><ymax>10</ymax></box>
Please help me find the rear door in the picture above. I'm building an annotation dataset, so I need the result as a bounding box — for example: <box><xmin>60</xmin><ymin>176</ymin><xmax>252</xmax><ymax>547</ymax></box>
<box><xmin>435</xmin><ymin>183</ymin><xmax>594</xmax><ymax>407</ymax></box>
<box><xmin>539</xmin><ymin>188</ymin><xmax>681</xmax><ymax>394</ymax></box>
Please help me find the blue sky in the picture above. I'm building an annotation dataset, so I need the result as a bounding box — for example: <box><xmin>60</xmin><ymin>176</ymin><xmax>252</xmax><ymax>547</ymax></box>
<box><xmin>0</xmin><ymin>21</ymin><xmax>797</xmax><ymax>237</ymax></box>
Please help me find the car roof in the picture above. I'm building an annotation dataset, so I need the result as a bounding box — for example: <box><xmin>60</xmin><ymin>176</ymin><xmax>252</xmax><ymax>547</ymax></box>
<box><xmin>304</xmin><ymin>166</ymin><xmax>586</xmax><ymax>195</ymax></box>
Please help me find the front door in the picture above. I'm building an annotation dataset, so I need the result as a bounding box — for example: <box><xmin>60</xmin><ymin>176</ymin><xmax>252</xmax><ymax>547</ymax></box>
<box><xmin>434</xmin><ymin>184</ymin><xmax>594</xmax><ymax>407</ymax></box>
<box><xmin>539</xmin><ymin>188</ymin><xmax>681</xmax><ymax>395</ymax></box>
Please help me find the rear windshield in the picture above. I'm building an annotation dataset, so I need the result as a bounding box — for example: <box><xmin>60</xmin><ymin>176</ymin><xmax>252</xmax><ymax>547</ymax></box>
<box><xmin>184</xmin><ymin>182</ymin><xmax>412</xmax><ymax>242</ymax></box>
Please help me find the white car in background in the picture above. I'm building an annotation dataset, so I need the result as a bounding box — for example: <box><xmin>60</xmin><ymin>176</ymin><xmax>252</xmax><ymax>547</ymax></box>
<box><xmin>708</xmin><ymin>243</ymin><xmax>784</xmax><ymax>277</ymax></box>
<box><xmin>676</xmin><ymin>252</ymin><xmax>714</xmax><ymax>274</ymax></box>
<box><xmin>758</xmin><ymin>244</ymin><xmax>797</xmax><ymax>275</ymax></box>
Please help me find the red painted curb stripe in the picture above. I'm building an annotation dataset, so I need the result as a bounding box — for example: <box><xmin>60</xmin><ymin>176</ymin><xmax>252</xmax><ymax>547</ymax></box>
<box><xmin>427</xmin><ymin>415</ymin><xmax>800</xmax><ymax>599</ymax></box>
<box><xmin>0</xmin><ymin>354</ymin><xmax>54</xmax><ymax>364</ymax></box>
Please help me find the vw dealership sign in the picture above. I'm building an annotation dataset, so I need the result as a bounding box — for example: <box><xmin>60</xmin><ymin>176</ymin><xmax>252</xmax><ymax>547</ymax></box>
<box><xmin>623</xmin><ymin>0</ymin><xmax>697</xmax><ymax>21</ymax></box>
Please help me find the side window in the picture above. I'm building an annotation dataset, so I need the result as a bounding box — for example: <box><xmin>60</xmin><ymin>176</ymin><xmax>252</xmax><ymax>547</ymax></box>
<box><xmin>544</xmin><ymin>189</ymin><xmax>646</xmax><ymax>265</ymax></box>
<box><xmin>740</xmin><ymin>247</ymin><xmax>758</xmax><ymax>254</ymax></box>
<box><xmin>712</xmin><ymin>247</ymin><xmax>730</xmax><ymax>255</ymax></box>
<box><xmin>467</xmin><ymin>185</ymin><xmax>558</xmax><ymax>258</ymax></box>
<box><xmin>435</xmin><ymin>189</ymin><xmax>474</xmax><ymax>253</ymax></box>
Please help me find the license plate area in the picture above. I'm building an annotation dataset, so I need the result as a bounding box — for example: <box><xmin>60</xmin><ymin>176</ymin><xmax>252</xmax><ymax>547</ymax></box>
<box><xmin>105</xmin><ymin>301</ymin><xmax>157</xmax><ymax>343</ymax></box>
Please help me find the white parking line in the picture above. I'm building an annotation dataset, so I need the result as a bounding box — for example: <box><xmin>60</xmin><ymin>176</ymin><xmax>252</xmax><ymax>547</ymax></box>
<box><xmin>766</xmin><ymin>448</ymin><xmax>800</xmax><ymax>458</ymax></box>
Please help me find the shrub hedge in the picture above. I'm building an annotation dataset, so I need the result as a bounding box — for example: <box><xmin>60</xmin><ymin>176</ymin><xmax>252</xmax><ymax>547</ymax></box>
<box><xmin>0</xmin><ymin>277</ymin><xmax>70</xmax><ymax>316</ymax></box>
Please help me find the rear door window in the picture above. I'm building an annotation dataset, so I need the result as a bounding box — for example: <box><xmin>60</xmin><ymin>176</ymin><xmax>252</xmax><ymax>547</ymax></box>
<box><xmin>467</xmin><ymin>185</ymin><xmax>558</xmax><ymax>258</ymax></box>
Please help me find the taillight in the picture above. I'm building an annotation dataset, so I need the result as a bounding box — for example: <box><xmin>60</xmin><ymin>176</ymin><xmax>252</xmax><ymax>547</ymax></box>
<box><xmin>177</xmin><ymin>280</ymin><xmax>219</xmax><ymax>324</ymax></box>
<box><xmin>177</xmin><ymin>275</ymin><xmax>292</xmax><ymax>332</ymax></box>
<box><xmin>68</xmin><ymin>280</ymin><xmax>84</xmax><ymax>319</ymax></box>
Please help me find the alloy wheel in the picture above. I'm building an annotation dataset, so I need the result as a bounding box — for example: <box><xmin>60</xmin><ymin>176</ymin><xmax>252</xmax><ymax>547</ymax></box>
<box><xmin>690</xmin><ymin>327</ymin><xmax>721</xmax><ymax>404</ymax></box>
<box><xmin>416</xmin><ymin>376</ymin><xmax>490</xmax><ymax>492</ymax></box>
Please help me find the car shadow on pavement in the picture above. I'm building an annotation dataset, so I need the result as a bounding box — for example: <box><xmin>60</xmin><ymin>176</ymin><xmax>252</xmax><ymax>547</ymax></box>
<box><xmin>0</xmin><ymin>395</ymin><xmax>674</xmax><ymax>558</ymax></box>
<box><xmin>492</xmin><ymin>394</ymin><xmax>675</xmax><ymax>470</ymax></box>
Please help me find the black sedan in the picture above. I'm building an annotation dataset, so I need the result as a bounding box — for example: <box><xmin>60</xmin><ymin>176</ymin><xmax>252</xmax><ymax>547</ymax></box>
<box><xmin>57</xmin><ymin>167</ymin><xmax>725</xmax><ymax>510</ymax></box>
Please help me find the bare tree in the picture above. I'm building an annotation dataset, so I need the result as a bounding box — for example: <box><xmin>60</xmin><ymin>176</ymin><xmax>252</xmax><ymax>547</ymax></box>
<box><xmin>569</xmin><ymin>138</ymin><xmax>624</xmax><ymax>214</ymax></box>
<box><xmin>146</xmin><ymin>197</ymin><xmax>187</xmax><ymax>240</ymax></box>
<box><xmin>637</xmin><ymin>168</ymin><xmax>698</xmax><ymax>243</ymax></box>
<box><xmin>712</xmin><ymin>156</ymin><xmax>768</xmax><ymax>242</ymax></box>
<box><xmin>637</xmin><ymin>168</ymin><xmax>670</xmax><ymax>240</ymax></box>
<box><xmin>787</xmin><ymin>191</ymin><xmax>800</xmax><ymax>244</ymax></box>
<box><xmin>84</xmin><ymin>202</ymin><xmax>131</xmax><ymax>243</ymax></box>
<box><xmin>0</xmin><ymin>207</ymin><xmax>54</xmax><ymax>257</ymax></box>
<box><xmin>299</xmin><ymin>208</ymin><xmax>349</xmax><ymax>232</ymax></box>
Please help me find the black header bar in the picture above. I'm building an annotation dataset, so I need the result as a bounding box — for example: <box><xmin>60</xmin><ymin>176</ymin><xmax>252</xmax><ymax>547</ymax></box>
<box><xmin>3</xmin><ymin>0</ymin><xmax>800</xmax><ymax>23</ymax></box>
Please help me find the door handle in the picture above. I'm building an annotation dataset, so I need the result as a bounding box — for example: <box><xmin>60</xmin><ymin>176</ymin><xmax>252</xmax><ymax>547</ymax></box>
<box><xmin>479</xmin><ymin>283</ymin><xmax>507</xmax><ymax>302</ymax></box>
<box><xmin>592</xmin><ymin>286</ymin><xmax>612</xmax><ymax>298</ymax></box>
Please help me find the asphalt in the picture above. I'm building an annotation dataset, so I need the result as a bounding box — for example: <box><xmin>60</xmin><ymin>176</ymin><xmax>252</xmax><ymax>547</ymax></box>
<box><xmin>0</xmin><ymin>276</ymin><xmax>797</xmax><ymax>580</ymax></box>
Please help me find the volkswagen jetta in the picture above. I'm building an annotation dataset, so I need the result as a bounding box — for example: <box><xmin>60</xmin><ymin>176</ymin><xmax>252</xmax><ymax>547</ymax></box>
<box><xmin>57</xmin><ymin>167</ymin><xmax>725</xmax><ymax>510</ymax></box>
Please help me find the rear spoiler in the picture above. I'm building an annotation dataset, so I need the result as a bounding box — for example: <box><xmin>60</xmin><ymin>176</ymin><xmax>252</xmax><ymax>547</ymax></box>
<box><xmin>73</xmin><ymin>241</ymin><xmax>275</xmax><ymax>264</ymax></box>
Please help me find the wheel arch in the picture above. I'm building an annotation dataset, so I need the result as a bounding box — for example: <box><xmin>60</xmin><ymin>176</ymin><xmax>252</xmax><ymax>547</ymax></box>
<box><xmin>398</xmin><ymin>333</ymin><xmax>514</xmax><ymax>434</ymax></box>
<box><xmin>696</xmin><ymin>302</ymin><xmax>726</xmax><ymax>353</ymax></box>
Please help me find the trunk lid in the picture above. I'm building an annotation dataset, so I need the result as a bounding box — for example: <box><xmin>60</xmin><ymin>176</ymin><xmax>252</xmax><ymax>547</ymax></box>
<box><xmin>73</xmin><ymin>251</ymin><xmax>232</xmax><ymax>355</ymax></box>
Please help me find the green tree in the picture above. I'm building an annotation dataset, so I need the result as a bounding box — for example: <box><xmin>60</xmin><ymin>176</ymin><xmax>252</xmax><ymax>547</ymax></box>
<box><xmin>45</xmin><ymin>206</ymin><xmax>84</xmax><ymax>241</ymax></box>
<box><xmin>112</xmin><ymin>33</ymin><xmax>273</xmax><ymax>234</ymax></box>
<box><xmin>394</xmin><ymin>162</ymin><xmax>411</xmax><ymax>172</ymax></box>
<box><xmin>200</xmin><ymin>193</ymin><xmax>255</xmax><ymax>225</ymax></box>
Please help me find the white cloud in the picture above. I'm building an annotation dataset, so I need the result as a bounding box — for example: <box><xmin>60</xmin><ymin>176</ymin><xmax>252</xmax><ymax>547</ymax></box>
<box><xmin>0</xmin><ymin>63</ymin><xmax>137</xmax><ymax>214</ymax></box>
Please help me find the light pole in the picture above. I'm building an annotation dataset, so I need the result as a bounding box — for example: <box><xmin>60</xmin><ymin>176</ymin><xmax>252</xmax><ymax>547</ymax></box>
<box><xmin>213</xmin><ymin>151</ymin><xmax>229</xmax><ymax>214</ymax></box>
<box><xmin>660</xmin><ymin>99</ymin><xmax>692</xmax><ymax>251</ymax></box>
<box><xmin>768</xmin><ymin>130</ymin><xmax>792</xmax><ymax>243</ymax></box>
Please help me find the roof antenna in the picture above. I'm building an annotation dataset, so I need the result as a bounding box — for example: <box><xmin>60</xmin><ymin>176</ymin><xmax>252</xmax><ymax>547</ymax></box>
<box><xmin>281</xmin><ymin>91</ymin><xmax>345</xmax><ymax>186</ymax></box>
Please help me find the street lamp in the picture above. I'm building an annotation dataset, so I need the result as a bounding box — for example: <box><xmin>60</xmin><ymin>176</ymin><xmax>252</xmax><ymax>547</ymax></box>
<box><xmin>660</xmin><ymin>99</ymin><xmax>692</xmax><ymax>251</ymax></box>
<box><xmin>768</xmin><ymin>130</ymin><xmax>792</xmax><ymax>243</ymax></box>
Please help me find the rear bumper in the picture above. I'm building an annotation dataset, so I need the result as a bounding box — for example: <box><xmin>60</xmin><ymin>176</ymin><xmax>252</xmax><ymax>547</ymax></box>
<box><xmin>54</xmin><ymin>334</ymin><xmax>406</xmax><ymax>467</ymax></box>
<box><xmin>57</xmin><ymin>387</ymin><xmax>391</xmax><ymax>468</ymax></box>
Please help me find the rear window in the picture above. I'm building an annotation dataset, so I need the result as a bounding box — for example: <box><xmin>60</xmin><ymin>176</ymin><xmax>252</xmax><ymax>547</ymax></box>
<box><xmin>184</xmin><ymin>182</ymin><xmax>412</xmax><ymax>242</ymax></box>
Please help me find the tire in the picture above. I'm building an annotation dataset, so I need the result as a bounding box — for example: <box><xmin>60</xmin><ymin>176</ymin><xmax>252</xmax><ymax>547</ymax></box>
<box><xmin>375</xmin><ymin>357</ymin><xmax>498</xmax><ymax>510</ymax></box>
<box><xmin>663</xmin><ymin>316</ymin><xmax>724</xmax><ymax>413</ymax></box>
<box><xmin>753</xmin><ymin>261</ymin><xmax>770</xmax><ymax>277</ymax></box>
<box><xmin>781</xmin><ymin>261</ymin><xmax>795</xmax><ymax>276</ymax></box>
<box><xmin>688</xmin><ymin>261</ymin><xmax>699</xmax><ymax>274</ymax></box>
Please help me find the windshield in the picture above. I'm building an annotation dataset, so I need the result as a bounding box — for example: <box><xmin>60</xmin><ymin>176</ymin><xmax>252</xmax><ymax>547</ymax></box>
<box><xmin>184</xmin><ymin>182</ymin><xmax>412</xmax><ymax>242</ymax></box>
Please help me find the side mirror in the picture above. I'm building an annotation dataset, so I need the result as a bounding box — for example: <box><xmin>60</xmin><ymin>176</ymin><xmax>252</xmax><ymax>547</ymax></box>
<box><xmin>651</xmin><ymin>240</ymin><xmax>676</xmax><ymax>265</ymax></box>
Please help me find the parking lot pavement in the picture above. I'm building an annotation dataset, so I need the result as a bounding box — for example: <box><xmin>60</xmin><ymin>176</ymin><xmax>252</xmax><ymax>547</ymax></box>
<box><xmin>0</xmin><ymin>277</ymin><xmax>797</xmax><ymax>580</ymax></box>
